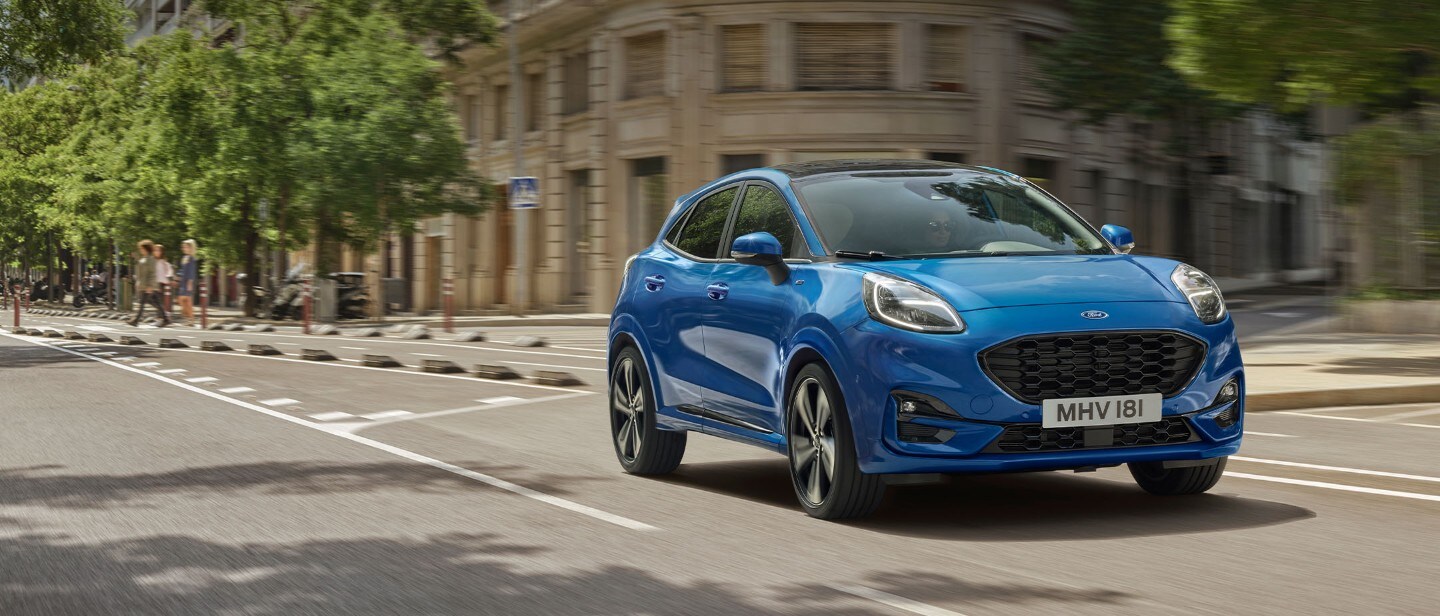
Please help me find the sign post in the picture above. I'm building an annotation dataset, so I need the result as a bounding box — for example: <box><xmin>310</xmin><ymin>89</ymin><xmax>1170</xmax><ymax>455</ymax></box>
<box><xmin>509</xmin><ymin>176</ymin><xmax>539</xmax><ymax>317</ymax></box>
<box><xmin>302</xmin><ymin>276</ymin><xmax>312</xmax><ymax>335</ymax></box>
<box><xmin>200</xmin><ymin>278</ymin><xmax>209</xmax><ymax>330</ymax></box>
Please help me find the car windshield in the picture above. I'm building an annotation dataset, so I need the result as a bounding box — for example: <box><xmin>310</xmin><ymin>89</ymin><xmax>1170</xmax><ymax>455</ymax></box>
<box><xmin>792</xmin><ymin>170</ymin><xmax>1110</xmax><ymax>258</ymax></box>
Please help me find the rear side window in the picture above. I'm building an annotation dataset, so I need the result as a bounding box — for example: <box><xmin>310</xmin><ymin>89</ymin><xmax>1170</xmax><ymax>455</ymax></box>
<box><xmin>669</xmin><ymin>187</ymin><xmax>738</xmax><ymax>259</ymax></box>
<box><xmin>731</xmin><ymin>183</ymin><xmax>802</xmax><ymax>257</ymax></box>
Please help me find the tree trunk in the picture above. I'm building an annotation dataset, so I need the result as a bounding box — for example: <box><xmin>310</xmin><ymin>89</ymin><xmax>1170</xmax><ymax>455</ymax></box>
<box><xmin>1398</xmin><ymin>154</ymin><xmax>1423</xmax><ymax>289</ymax></box>
<box><xmin>370</xmin><ymin>191</ymin><xmax>387</xmax><ymax>321</ymax></box>
<box><xmin>242</xmin><ymin>191</ymin><xmax>260</xmax><ymax>317</ymax></box>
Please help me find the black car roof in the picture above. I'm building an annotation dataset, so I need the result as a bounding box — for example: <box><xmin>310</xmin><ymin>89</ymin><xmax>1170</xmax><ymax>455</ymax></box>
<box><xmin>769</xmin><ymin>159</ymin><xmax>992</xmax><ymax>179</ymax></box>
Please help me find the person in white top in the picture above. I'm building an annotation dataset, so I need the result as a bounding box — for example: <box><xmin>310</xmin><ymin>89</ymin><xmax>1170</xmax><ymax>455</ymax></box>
<box><xmin>154</xmin><ymin>244</ymin><xmax>175</xmax><ymax>310</ymax></box>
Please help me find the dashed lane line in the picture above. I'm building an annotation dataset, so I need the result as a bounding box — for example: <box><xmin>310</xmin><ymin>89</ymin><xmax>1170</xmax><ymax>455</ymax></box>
<box><xmin>1244</xmin><ymin>431</ymin><xmax>1297</xmax><ymax>438</ymax></box>
<box><xmin>309</xmin><ymin>411</ymin><xmax>356</xmax><ymax>421</ymax></box>
<box><xmin>352</xmin><ymin>393</ymin><xmax>591</xmax><ymax>430</ymax></box>
<box><xmin>361</xmin><ymin>410</ymin><xmax>413</xmax><ymax>421</ymax></box>
<box><xmin>185</xmin><ymin>377</ymin><xmax>218</xmax><ymax>384</ymax></box>
<box><xmin>829</xmin><ymin>584</ymin><xmax>968</xmax><ymax>616</ymax></box>
<box><xmin>133</xmin><ymin>362</ymin><xmax>161</xmax><ymax>368</ymax></box>
<box><xmin>1</xmin><ymin>331</ymin><xmax>656</xmax><ymax>532</ymax></box>
<box><xmin>1371</xmin><ymin>406</ymin><xmax>1440</xmax><ymax>422</ymax></box>
<box><xmin>1276</xmin><ymin>411</ymin><xmax>1440</xmax><ymax>429</ymax></box>
<box><xmin>477</xmin><ymin>396</ymin><xmax>523</xmax><ymax>404</ymax></box>
<box><xmin>219</xmin><ymin>386</ymin><xmax>254</xmax><ymax>394</ymax></box>
<box><xmin>1227</xmin><ymin>472</ymin><xmax>1440</xmax><ymax>503</ymax></box>
<box><xmin>156</xmin><ymin>368</ymin><xmax>188</xmax><ymax>374</ymax></box>
<box><xmin>1231</xmin><ymin>456</ymin><xmax>1440</xmax><ymax>484</ymax></box>
<box><xmin>259</xmin><ymin>398</ymin><xmax>301</xmax><ymax>407</ymax></box>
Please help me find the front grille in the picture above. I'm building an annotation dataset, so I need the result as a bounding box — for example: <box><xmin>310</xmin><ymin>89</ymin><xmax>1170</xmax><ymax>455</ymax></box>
<box><xmin>981</xmin><ymin>331</ymin><xmax>1205</xmax><ymax>404</ymax></box>
<box><xmin>987</xmin><ymin>417</ymin><xmax>1196</xmax><ymax>453</ymax></box>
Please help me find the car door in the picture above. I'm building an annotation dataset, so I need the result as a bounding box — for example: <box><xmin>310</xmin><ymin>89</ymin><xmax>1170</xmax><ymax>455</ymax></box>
<box><xmin>700</xmin><ymin>181</ymin><xmax>808</xmax><ymax>434</ymax></box>
<box><xmin>633</xmin><ymin>184</ymin><xmax>740</xmax><ymax>412</ymax></box>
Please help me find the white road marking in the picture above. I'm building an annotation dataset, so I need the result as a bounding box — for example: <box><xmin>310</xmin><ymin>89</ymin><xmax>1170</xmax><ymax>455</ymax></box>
<box><xmin>71</xmin><ymin>347</ymin><xmax>101</xmax><ymax>352</ymax></box>
<box><xmin>259</xmin><ymin>398</ymin><xmax>301</xmax><ymax>407</ymax></box>
<box><xmin>196</xmin><ymin>329</ymin><xmax>608</xmax><ymax>362</ymax></box>
<box><xmin>113</xmin><ymin>356</ymin><xmax>135</xmax><ymax>362</ymax></box>
<box><xmin>309</xmin><ymin>411</ymin><xmax>356</xmax><ymax>421</ymax></box>
<box><xmin>133</xmin><ymin>362</ymin><xmax>161</xmax><ymax>367</ymax></box>
<box><xmin>275</xmin><ymin>342</ymin><xmax>300</xmax><ymax>346</ymax></box>
<box><xmin>224</xmin><ymin>338</ymin><xmax>244</xmax><ymax>342</ymax></box>
<box><xmin>360</xmin><ymin>410</ymin><xmax>413</xmax><ymax>420</ymax></box>
<box><xmin>829</xmin><ymin>584</ymin><xmax>968</xmax><ymax>616</ymax></box>
<box><xmin>179</xmin><ymin>335</ymin><xmax>196</xmax><ymax>339</ymax></box>
<box><xmin>219</xmin><ymin>386</ymin><xmax>255</xmax><ymax>394</ymax></box>
<box><xmin>1227</xmin><ymin>472</ymin><xmax>1440</xmax><ymax>503</ymax></box>
<box><xmin>1245</xmin><ymin>431</ymin><xmax>1297</xmax><ymax>438</ymax></box>
<box><xmin>1371</xmin><ymin>407</ymin><xmax>1440</xmax><ymax>421</ymax></box>
<box><xmin>477</xmin><ymin>396</ymin><xmax>523</xmax><ymax>404</ymax></box>
<box><xmin>352</xmin><ymin>393</ymin><xmax>591</xmax><ymax>429</ymax></box>
<box><xmin>341</xmin><ymin>346</ymin><xmax>368</xmax><ymax>350</ymax></box>
<box><xmin>2</xmin><ymin>331</ymin><xmax>654</xmax><ymax>531</ymax></box>
<box><xmin>185</xmin><ymin>377</ymin><xmax>218</xmax><ymax>383</ymax></box>
<box><xmin>93</xmin><ymin>352</ymin><xmax>117</xmax><ymax>356</ymax></box>
<box><xmin>156</xmin><ymin>368</ymin><xmax>188</xmax><ymax>374</ymax></box>
<box><xmin>1232</xmin><ymin>456</ymin><xmax>1440</xmax><ymax>484</ymax></box>
<box><xmin>411</xmin><ymin>352</ymin><xmax>443</xmax><ymax>357</ymax></box>
<box><xmin>78</xmin><ymin>325</ymin><xmax>117</xmax><ymax>332</ymax></box>
<box><xmin>1275</xmin><ymin>411</ymin><xmax>1376</xmax><ymax>423</ymax></box>
<box><xmin>1399</xmin><ymin>423</ymin><xmax>1440</xmax><ymax>430</ymax></box>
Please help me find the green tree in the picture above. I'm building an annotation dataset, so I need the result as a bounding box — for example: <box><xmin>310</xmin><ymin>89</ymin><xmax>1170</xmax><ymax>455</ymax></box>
<box><xmin>0</xmin><ymin>0</ymin><xmax>128</xmax><ymax>87</ymax></box>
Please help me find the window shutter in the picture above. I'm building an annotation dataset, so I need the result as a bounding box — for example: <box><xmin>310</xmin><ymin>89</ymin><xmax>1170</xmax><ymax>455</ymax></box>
<box><xmin>563</xmin><ymin>52</ymin><xmax>589</xmax><ymax>114</ymax></box>
<box><xmin>1020</xmin><ymin>34</ymin><xmax>1052</xmax><ymax>91</ymax></box>
<box><xmin>721</xmin><ymin>24</ymin><xmax>766</xmax><ymax>92</ymax></box>
<box><xmin>493</xmin><ymin>84</ymin><xmax>508</xmax><ymax>140</ymax></box>
<box><xmin>625</xmin><ymin>32</ymin><xmax>666</xmax><ymax>99</ymax></box>
<box><xmin>527</xmin><ymin>72</ymin><xmax>544</xmax><ymax>132</ymax></box>
<box><xmin>795</xmin><ymin>23</ymin><xmax>894</xmax><ymax>91</ymax></box>
<box><xmin>926</xmin><ymin>25</ymin><xmax>966</xmax><ymax>92</ymax></box>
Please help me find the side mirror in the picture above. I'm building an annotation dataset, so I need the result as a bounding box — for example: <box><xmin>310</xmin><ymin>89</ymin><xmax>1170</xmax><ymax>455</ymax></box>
<box><xmin>731</xmin><ymin>232</ymin><xmax>789</xmax><ymax>285</ymax></box>
<box><xmin>1100</xmin><ymin>224</ymin><xmax>1135</xmax><ymax>254</ymax></box>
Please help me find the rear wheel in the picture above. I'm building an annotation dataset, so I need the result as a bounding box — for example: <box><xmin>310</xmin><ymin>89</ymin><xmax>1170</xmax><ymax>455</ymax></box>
<box><xmin>1128</xmin><ymin>457</ymin><xmax>1227</xmax><ymax>495</ymax></box>
<box><xmin>610</xmin><ymin>346</ymin><xmax>686</xmax><ymax>474</ymax></box>
<box><xmin>786</xmin><ymin>364</ymin><xmax>886</xmax><ymax>519</ymax></box>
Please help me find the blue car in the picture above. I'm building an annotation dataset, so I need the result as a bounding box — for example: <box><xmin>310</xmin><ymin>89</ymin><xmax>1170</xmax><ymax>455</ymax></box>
<box><xmin>608</xmin><ymin>159</ymin><xmax>1242</xmax><ymax>519</ymax></box>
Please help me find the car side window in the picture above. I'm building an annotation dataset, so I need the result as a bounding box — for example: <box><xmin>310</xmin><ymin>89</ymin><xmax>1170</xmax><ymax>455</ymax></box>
<box><xmin>670</xmin><ymin>187</ymin><xmax>738</xmax><ymax>259</ymax></box>
<box><xmin>731</xmin><ymin>183</ymin><xmax>802</xmax><ymax>257</ymax></box>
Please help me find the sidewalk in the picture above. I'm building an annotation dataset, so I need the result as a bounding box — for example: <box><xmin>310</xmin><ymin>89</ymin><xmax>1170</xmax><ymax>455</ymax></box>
<box><xmin>1243</xmin><ymin>333</ymin><xmax>1440</xmax><ymax>411</ymax></box>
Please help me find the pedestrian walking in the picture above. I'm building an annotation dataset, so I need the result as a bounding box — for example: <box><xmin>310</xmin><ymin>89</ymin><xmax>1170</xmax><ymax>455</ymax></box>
<box><xmin>127</xmin><ymin>240</ymin><xmax>172</xmax><ymax>327</ymax></box>
<box><xmin>154</xmin><ymin>244</ymin><xmax>174</xmax><ymax>312</ymax></box>
<box><xmin>177</xmin><ymin>239</ymin><xmax>199</xmax><ymax>324</ymax></box>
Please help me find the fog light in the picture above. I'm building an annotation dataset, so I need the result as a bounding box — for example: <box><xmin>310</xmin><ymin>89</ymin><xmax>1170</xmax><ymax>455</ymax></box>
<box><xmin>1215</xmin><ymin>378</ymin><xmax>1239</xmax><ymax>405</ymax></box>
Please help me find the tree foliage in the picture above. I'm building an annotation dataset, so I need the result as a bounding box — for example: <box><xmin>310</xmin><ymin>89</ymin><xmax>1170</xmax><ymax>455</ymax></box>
<box><xmin>0</xmin><ymin>0</ymin><xmax>128</xmax><ymax>87</ymax></box>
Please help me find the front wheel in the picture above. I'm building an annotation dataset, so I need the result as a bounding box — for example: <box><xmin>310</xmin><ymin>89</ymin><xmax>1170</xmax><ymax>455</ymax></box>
<box><xmin>609</xmin><ymin>346</ymin><xmax>686</xmax><ymax>475</ymax></box>
<box><xmin>1128</xmin><ymin>457</ymin><xmax>1227</xmax><ymax>495</ymax></box>
<box><xmin>787</xmin><ymin>364</ymin><xmax>886</xmax><ymax>519</ymax></box>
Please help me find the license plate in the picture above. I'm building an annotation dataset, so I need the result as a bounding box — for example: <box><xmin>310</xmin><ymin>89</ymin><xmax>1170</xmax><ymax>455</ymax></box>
<box><xmin>1042</xmin><ymin>393</ymin><xmax>1162</xmax><ymax>428</ymax></box>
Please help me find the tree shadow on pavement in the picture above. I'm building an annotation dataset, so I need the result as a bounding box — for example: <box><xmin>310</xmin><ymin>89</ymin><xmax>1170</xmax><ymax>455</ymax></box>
<box><xmin>0</xmin><ymin>346</ymin><xmax>96</xmax><ymax>369</ymax></box>
<box><xmin>0</xmin><ymin>461</ymin><xmax>604</xmax><ymax>510</ymax></box>
<box><xmin>0</xmin><ymin>523</ymin><xmax>1139</xmax><ymax>615</ymax></box>
<box><xmin>660</xmin><ymin>459</ymin><xmax>1313</xmax><ymax>542</ymax></box>
<box><xmin>1319</xmin><ymin>356</ymin><xmax>1440</xmax><ymax>377</ymax></box>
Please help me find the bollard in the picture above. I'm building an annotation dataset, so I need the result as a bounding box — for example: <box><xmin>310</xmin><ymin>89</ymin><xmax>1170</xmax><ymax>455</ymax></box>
<box><xmin>11</xmin><ymin>285</ymin><xmax>18</xmax><ymax>329</ymax></box>
<box><xmin>164</xmin><ymin>284</ymin><xmax>172</xmax><ymax>314</ymax></box>
<box><xmin>303</xmin><ymin>276</ymin><xmax>312</xmax><ymax>335</ymax></box>
<box><xmin>443</xmin><ymin>277</ymin><xmax>454</xmax><ymax>334</ymax></box>
<box><xmin>200</xmin><ymin>278</ymin><xmax>209</xmax><ymax>330</ymax></box>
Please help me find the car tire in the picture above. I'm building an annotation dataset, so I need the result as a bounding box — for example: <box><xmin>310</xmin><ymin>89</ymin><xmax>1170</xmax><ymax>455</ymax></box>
<box><xmin>786</xmin><ymin>363</ymin><xmax>886</xmax><ymax>520</ymax></box>
<box><xmin>1128</xmin><ymin>457</ymin><xmax>1227</xmax><ymax>495</ymax></box>
<box><xmin>610</xmin><ymin>346</ymin><xmax>686</xmax><ymax>475</ymax></box>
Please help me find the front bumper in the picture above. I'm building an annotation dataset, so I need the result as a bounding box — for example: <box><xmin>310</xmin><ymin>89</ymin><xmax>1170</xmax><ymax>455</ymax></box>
<box><xmin>837</xmin><ymin>301</ymin><xmax>1244</xmax><ymax>474</ymax></box>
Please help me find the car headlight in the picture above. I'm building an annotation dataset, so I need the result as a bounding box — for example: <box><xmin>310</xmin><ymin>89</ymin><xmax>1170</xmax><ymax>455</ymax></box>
<box><xmin>1171</xmin><ymin>263</ymin><xmax>1226</xmax><ymax>324</ymax></box>
<box><xmin>861</xmin><ymin>273</ymin><xmax>965</xmax><ymax>333</ymax></box>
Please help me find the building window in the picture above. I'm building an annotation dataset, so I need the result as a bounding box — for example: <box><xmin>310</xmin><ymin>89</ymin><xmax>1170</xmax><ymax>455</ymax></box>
<box><xmin>463</xmin><ymin>94</ymin><xmax>480</xmax><ymax>143</ymax></box>
<box><xmin>795</xmin><ymin>23</ymin><xmax>894</xmax><ymax>91</ymax></box>
<box><xmin>1019</xmin><ymin>34</ymin><xmax>1054</xmax><ymax>91</ymax></box>
<box><xmin>630</xmin><ymin>157</ymin><xmax>669</xmax><ymax>250</ymax></box>
<box><xmin>722</xmin><ymin>153</ymin><xmax>766</xmax><ymax>175</ymax></box>
<box><xmin>926</xmin><ymin>25</ymin><xmax>966</xmax><ymax>92</ymax></box>
<box><xmin>493</xmin><ymin>84</ymin><xmax>509</xmax><ymax>140</ymax></box>
<box><xmin>720</xmin><ymin>24</ymin><xmax>766</xmax><ymax>92</ymax></box>
<box><xmin>927</xmin><ymin>152</ymin><xmax>966</xmax><ymax>164</ymax></box>
<box><xmin>624</xmin><ymin>32</ymin><xmax>666</xmax><ymax>99</ymax></box>
<box><xmin>1022</xmin><ymin>157</ymin><xmax>1059</xmax><ymax>190</ymax></box>
<box><xmin>563</xmin><ymin>52</ymin><xmax>589</xmax><ymax>115</ymax></box>
<box><xmin>526</xmin><ymin>72</ymin><xmax>544</xmax><ymax>132</ymax></box>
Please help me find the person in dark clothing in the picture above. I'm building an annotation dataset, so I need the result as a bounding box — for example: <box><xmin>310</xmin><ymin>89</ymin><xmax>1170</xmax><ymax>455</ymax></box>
<box><xmin>128</xmin><ymin>240</ymin><xmax>171</xmax><ymax>327</ymax></box>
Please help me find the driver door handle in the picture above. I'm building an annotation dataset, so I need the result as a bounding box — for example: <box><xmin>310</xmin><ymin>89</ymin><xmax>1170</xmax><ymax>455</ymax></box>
<box><xmin>643</xmin><ymin>275</ymin><xmax>666</xmax><ymax>292</ymax></box>
<box><xmin>706</xmin><ymin>282</ymin><xmax>729</xmax><ymax>301</ymax></box>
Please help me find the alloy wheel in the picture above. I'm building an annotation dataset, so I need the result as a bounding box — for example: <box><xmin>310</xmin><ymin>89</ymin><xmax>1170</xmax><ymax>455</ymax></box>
<box><xmin>611</xmin><ymin>356</ymin><xmax>645</xmax><ymax>463</ymax></box>
<box><xmin>789</xmin><ymin>376</ymin><xmax>837</xmax><ymax>507</ymax></box>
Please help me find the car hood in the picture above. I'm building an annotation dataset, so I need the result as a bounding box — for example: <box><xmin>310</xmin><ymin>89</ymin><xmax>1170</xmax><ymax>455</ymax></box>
<box><xmin>844</xmin><ymin>255</ymin><xmax>1184</xmax><ymax>312</ymax></box>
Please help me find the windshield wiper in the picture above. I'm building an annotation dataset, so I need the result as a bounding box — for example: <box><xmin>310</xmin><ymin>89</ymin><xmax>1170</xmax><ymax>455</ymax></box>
<box><xmin>833</xmin><ymin>250</ymin><xmax>903</xmax><ymax>261</ymax></box>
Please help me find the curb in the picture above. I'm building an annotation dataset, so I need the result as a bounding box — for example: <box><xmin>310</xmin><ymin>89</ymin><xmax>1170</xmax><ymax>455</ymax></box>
<box><xmin>1247</xmin><ymin>383</ymin><xmax>1440</xmax><ymax>412</ymax></box>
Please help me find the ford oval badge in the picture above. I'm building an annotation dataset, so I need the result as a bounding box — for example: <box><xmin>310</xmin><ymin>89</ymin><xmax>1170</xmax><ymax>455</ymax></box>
<box><xmin>1081</xmin><ymin>310</ymin><xmax>1109</xmax><ymax>320</ymax></box>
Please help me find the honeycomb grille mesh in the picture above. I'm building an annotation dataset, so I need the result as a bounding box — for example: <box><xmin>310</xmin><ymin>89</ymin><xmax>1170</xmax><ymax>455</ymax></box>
<box><xmin>990</xmin><ymin>417</ymin><xmax>1195</xmax><ymax>453</ymax></box>
<box><xmin>981</xmin><ymin>331</ymin><xmax>1205</xmax><ymax>404</ymax></box>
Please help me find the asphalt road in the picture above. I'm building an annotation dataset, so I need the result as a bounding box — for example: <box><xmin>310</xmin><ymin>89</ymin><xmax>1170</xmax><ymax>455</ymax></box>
<box><xmin>3</xmin><ymin>310</ymin><xmax>1438</xmax><ymax>615</ymax></box>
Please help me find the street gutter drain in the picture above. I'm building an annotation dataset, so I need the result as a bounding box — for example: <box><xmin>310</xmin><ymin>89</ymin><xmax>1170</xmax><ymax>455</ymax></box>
<box><xmin>474</xmin><ymin>364</ymin><xmax>521</xmax><ymax>380</ymax></box>
<box><xmin>362</xmin><ymin>354</ymin><xmax>402</xmax><ymax>368</ymax></box>
<box><xmin>422</xmin><ymin>359</ymin><xmax>465</xmax><ymax>374</ymax></box>
<box><xmin>301</xmin><ymin>349</ymin><xmax>337</xmax><ymax>361</ymax></box>
<box><xmin>249</xmin><ymin>344</ymin><xmax>282</xmax><ymax>356</ymax></box>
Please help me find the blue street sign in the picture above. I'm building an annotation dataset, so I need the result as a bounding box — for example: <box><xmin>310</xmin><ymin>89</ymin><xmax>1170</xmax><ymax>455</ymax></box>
<box><xmin>509</xmin><ymin>176</ymin><xmax>540</xmax><ymax>209</ymax></box>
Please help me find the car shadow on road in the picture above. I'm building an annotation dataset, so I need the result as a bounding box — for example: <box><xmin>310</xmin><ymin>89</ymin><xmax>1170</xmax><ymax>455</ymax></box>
<box><xmin>660</xmin><ymin>458</ymin><xmax>1314</xmax><ymax>541</ymax></box>
<box><xmin>0</xmin><ymin>460</ymin><xmax>605</xmax><ymax>510</ymax></box>
<box><xmin>0</xmin><ymin>520</ymin><xmax>1137</xmax><ymax>615</ymax></box>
